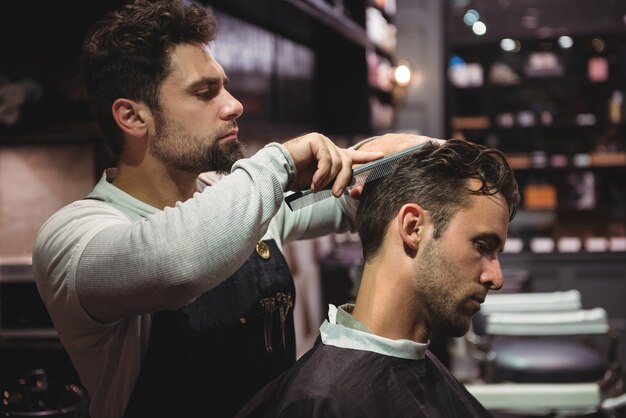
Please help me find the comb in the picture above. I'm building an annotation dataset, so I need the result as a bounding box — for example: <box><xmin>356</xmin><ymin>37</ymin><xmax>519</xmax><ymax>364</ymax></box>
<box><xmin>285</xmin><ymin>142</ymin><xmax>428</xmax><ymax>211</ymax></box>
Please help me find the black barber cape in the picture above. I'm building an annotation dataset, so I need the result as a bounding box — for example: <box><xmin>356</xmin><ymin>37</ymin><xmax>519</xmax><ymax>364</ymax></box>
<box><xmin>236</xmin><ymin>338</ymin><xmax>492</xmax><ymax>418</ymax></box>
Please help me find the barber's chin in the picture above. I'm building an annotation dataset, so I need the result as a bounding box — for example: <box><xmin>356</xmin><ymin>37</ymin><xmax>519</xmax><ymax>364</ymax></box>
<box><xmin>218</xmin><ymin>132</ymin><xmax>239</xmax><ymax>144</ymax></box>
<box><xmin>220</xmin><ymin>137</ymin><xmax>244</xmax><ymax>153</ymax></box>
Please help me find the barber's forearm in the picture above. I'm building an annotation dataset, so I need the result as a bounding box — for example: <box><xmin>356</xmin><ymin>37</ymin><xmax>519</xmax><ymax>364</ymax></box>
<box><xmin>77</xmin><ymin>146</ymin><xmax>293</xmax><ymax>322</ymax></box>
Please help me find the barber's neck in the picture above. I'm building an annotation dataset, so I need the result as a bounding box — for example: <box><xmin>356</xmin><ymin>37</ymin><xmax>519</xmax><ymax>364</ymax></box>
<box><xmin>112</xmin><ymin>159</ymin><xmax>198</xmax><ymax>210</ymax></box>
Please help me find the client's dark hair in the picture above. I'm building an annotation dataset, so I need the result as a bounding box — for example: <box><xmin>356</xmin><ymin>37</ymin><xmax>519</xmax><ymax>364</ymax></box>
<box><xmin>356</xmin><ymin>139</ymin><xmax>520</xmax><ymax>261</ymax></box>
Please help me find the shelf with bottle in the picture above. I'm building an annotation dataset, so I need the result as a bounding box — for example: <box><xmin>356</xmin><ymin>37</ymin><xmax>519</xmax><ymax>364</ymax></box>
<box><xmin>206</xmin><ymin>0</ymin><xmax>370</xmax><ymax>50</ymax></box>
<box><xmin>207</xmin><ymin>0</ymin><xmax>398</xmax><ymax>137</ymax></box>
<box><xmin>448</xmin><ymin>84</ymin><xmax>626</xmax><ymax>165</ymax></box>
<box><xmin>449</xmin><ymin>84</ymin><xmax>623</xmax><ymax>133</ymax></box>
<box><xmin>364</xmin><ymin>0</ymin><xmax>396</xmax><ymax>59</ymax></box>
<box><xmin>365</xmin><ymin>44</ymin><xmax>398</xmax><ymax>133</ymax></box>
<box><xmin>446</xmin><ymin>36</ymin><xmax>626</xmax><ymax>133</ymax></box>
<box><xmin>366</xmin><ymin>0</ymin><xmax>395</xmax><ymax>23</ymax></box>
<box><xmin>503</xmin><ymin>203</ymin><xmax>626</xmax><ymax>256</ymax></box>
<box><xmin>451</xmin><ymin>121</ymin><xmax>626</xmax><ymax>162</ymax></box>
<box><xmin>448</xmin><ymin>34</ymin><xmax>626</xmax><ymax>83</ymax></box>
<box><xmin>448</xmin><ymin>63</ymin><xmax>626</xmax><ymax>90</ymax></box>
<box><xmin>504</xmin><ymin>151</ymin><xmax>626</xmax><ymax>170</ymax></box>
<box><xmin>366</xmin><ymin>50</ymin><xmax>395</xmax><ymax>93</ymax></box>
<box><xmin>446</xmin><ymin>34</ymin><xmax>626</xmax><ymax>256</ymax></box>
<box><xmin>450</xmin><ymin>117</ymin><xmax>615</xmax><ymax>135</ymax></box>
<box><xmin>502</xmin><ymin>235</ymin><xmax>626</xmax><ymax>256</ymax></box>
<box><xmin>503</xmin><ymin>165</ymin><xmax>626</xmax><ymax>255</ymax></box>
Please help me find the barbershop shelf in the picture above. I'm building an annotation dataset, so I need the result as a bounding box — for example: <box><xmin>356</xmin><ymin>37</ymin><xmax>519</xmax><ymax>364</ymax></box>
<box><xmin>501</xmin><ymin>250</ymin><xmax>626</xmax><ymax>264</ymax></box>
<box><xmin>504</xmin><ymin>152</ymin><xmax>626</xmax><ymax>170</ymax></box>
<box><xmin>0</xmin><ymin>122</ymin><xmax>104</xmax><ymax>145</ymax></box>
<box><xmin>206</xmin><ymin>0</ymin><xmax>370</xmax><ymax>50</ymax></box>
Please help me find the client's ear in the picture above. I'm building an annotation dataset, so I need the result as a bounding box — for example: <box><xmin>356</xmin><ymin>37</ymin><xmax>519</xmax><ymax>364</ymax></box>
<box><xmin>397</xmin><ymin>203</ymin><xmax>425</xmax><ymax>250</ymax></box>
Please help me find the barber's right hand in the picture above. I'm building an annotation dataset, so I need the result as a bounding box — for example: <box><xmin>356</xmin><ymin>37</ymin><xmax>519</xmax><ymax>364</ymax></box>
<box><xmin>283</xmin><ymin>133</ymin><xmax>383</xmax><ymax>197</ymax></box>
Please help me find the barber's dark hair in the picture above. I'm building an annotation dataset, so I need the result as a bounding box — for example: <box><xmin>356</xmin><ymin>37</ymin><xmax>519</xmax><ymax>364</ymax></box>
<box><xmin>356</xmin><ymin>139</ymin><xmax>520</xmax><ymax>261</ymax></box>
<box><xmin>80</xmin><ymin>0</ymin><xmax>217</xmax><ymax>159</ymax></box>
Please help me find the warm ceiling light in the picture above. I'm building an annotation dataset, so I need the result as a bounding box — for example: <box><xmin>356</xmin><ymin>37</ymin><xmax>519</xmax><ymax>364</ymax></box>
<box><xmin>393</xmin><ymin>62</ymin><xmax>412</xmax><ymax>87</ymax></box>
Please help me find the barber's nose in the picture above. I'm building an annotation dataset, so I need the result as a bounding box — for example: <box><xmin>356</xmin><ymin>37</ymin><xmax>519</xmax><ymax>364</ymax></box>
<box><xmin>221</xmin><ymin>89</ymin><xmax>244</xmax><ymax>120</ymax></box>
<box><xmin>480</xmin><ymin>258</ymin><xmax>504</xmax><ymax>290</ymax></box>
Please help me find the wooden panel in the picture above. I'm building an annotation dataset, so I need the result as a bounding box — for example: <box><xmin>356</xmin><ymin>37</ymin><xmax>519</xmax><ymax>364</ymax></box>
<box><xmin>0</xmin><ymin>144</ymin><xmax>95</xmax><ymax>258</ymax></box>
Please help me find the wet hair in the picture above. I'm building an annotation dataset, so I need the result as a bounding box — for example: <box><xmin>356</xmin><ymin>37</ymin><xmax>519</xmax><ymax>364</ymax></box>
<box><xmin>80</xmin><ymin>0</ymin><xmax>217</xmax><ymax>159</ymax></box>
<box><xmin>356</xmin><ymin>139</ymin><xmax>520</xmax><ymax>261</ymax></box>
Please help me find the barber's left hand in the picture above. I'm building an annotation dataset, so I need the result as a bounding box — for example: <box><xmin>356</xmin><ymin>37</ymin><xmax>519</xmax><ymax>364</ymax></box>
<box><xmin>348</xmin><ymin>133</ymin><xmax>446</xmax><ymax>199</ymax></box>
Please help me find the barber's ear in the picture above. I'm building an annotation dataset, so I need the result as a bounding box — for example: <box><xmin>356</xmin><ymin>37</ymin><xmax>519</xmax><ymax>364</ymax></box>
<box><xmin>398</xmin><ymin>203</ymin><xmax>424</xmax><ymax>250</ymax></box>
<box><xmin>112</xmin><ymin>98</ymin><xmax>150</xmax><ymax>137</ymax></box>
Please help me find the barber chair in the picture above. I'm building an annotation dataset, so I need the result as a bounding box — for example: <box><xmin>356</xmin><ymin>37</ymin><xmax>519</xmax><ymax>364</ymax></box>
<box><xmin>464</xmin><ymin>291</ymin><xmax>625</xmax><ymax>417</ymax></box>
<box><xmin>482</xmin><ymin>307</ymin><xmax>617</xmax><ymax>385</ymax></box>
<box><xmin>498</xmin><ymin>268</ymin><xmax>531</xmax><ymax>294</ymax></box>
<box><xmin>469</xmin><ymin>290</ymin><xmax>583</xmax><ymax>338</ymax></box>
<box><xmin>451</xmin><ymin>269</ymin><xmax>531</xmax><ymax>381</ymax></box>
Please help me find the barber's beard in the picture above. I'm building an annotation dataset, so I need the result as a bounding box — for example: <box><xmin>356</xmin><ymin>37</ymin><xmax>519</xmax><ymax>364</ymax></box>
<box><xmin>151</xmin><ymin>117</ymin><xmax>245</xmax><ymax>175</ymax></box>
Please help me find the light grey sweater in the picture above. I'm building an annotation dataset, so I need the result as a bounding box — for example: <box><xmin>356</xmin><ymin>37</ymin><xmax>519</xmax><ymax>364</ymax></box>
<box><xmin>32</xmin><ymin>143</ymin><xmax>357</xmax><ymax>418</ymax></box>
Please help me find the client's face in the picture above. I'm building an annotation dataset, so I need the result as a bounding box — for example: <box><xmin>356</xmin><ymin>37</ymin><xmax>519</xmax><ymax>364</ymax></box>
<box><xmin>415</xmin><ymin>187</ymin><xmax>509</xmax><ymax>337</ymax></box>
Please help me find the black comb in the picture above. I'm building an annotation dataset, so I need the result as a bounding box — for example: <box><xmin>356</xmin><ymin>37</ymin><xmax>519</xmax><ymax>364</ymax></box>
<box><xmin>285</xmin><ymin>142</ymin><xmax>427</xmax><ymax>211</ymax></box>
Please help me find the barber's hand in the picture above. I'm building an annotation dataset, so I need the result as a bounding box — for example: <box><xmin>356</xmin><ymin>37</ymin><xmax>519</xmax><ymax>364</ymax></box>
<box><xmin>283</xmin><ymin>132</ymin><xmax>383</xmax><ymax>197</ymax></box>
<box><xmin>348</xmin><ymin>133</ymin><xmax>446</xmax><ymax>199</ymax></box>
<box><xmin>356</xmin><ymin>133</ymin><xmax>445</xmax><ymax>155</ymax></box>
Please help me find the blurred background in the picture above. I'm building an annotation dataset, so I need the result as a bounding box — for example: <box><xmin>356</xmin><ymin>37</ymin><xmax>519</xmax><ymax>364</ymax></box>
<box><xmin>1</xmin><ymin>0</ymin><xmax>625</xmax><ymax>416</ymax></box>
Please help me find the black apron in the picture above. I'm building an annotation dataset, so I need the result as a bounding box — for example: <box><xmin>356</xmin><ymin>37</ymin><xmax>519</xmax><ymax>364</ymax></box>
<box><xmin>123</xmin><ymin>239</ymin><xmax>296</xmax><ymax>418</ymax></box>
